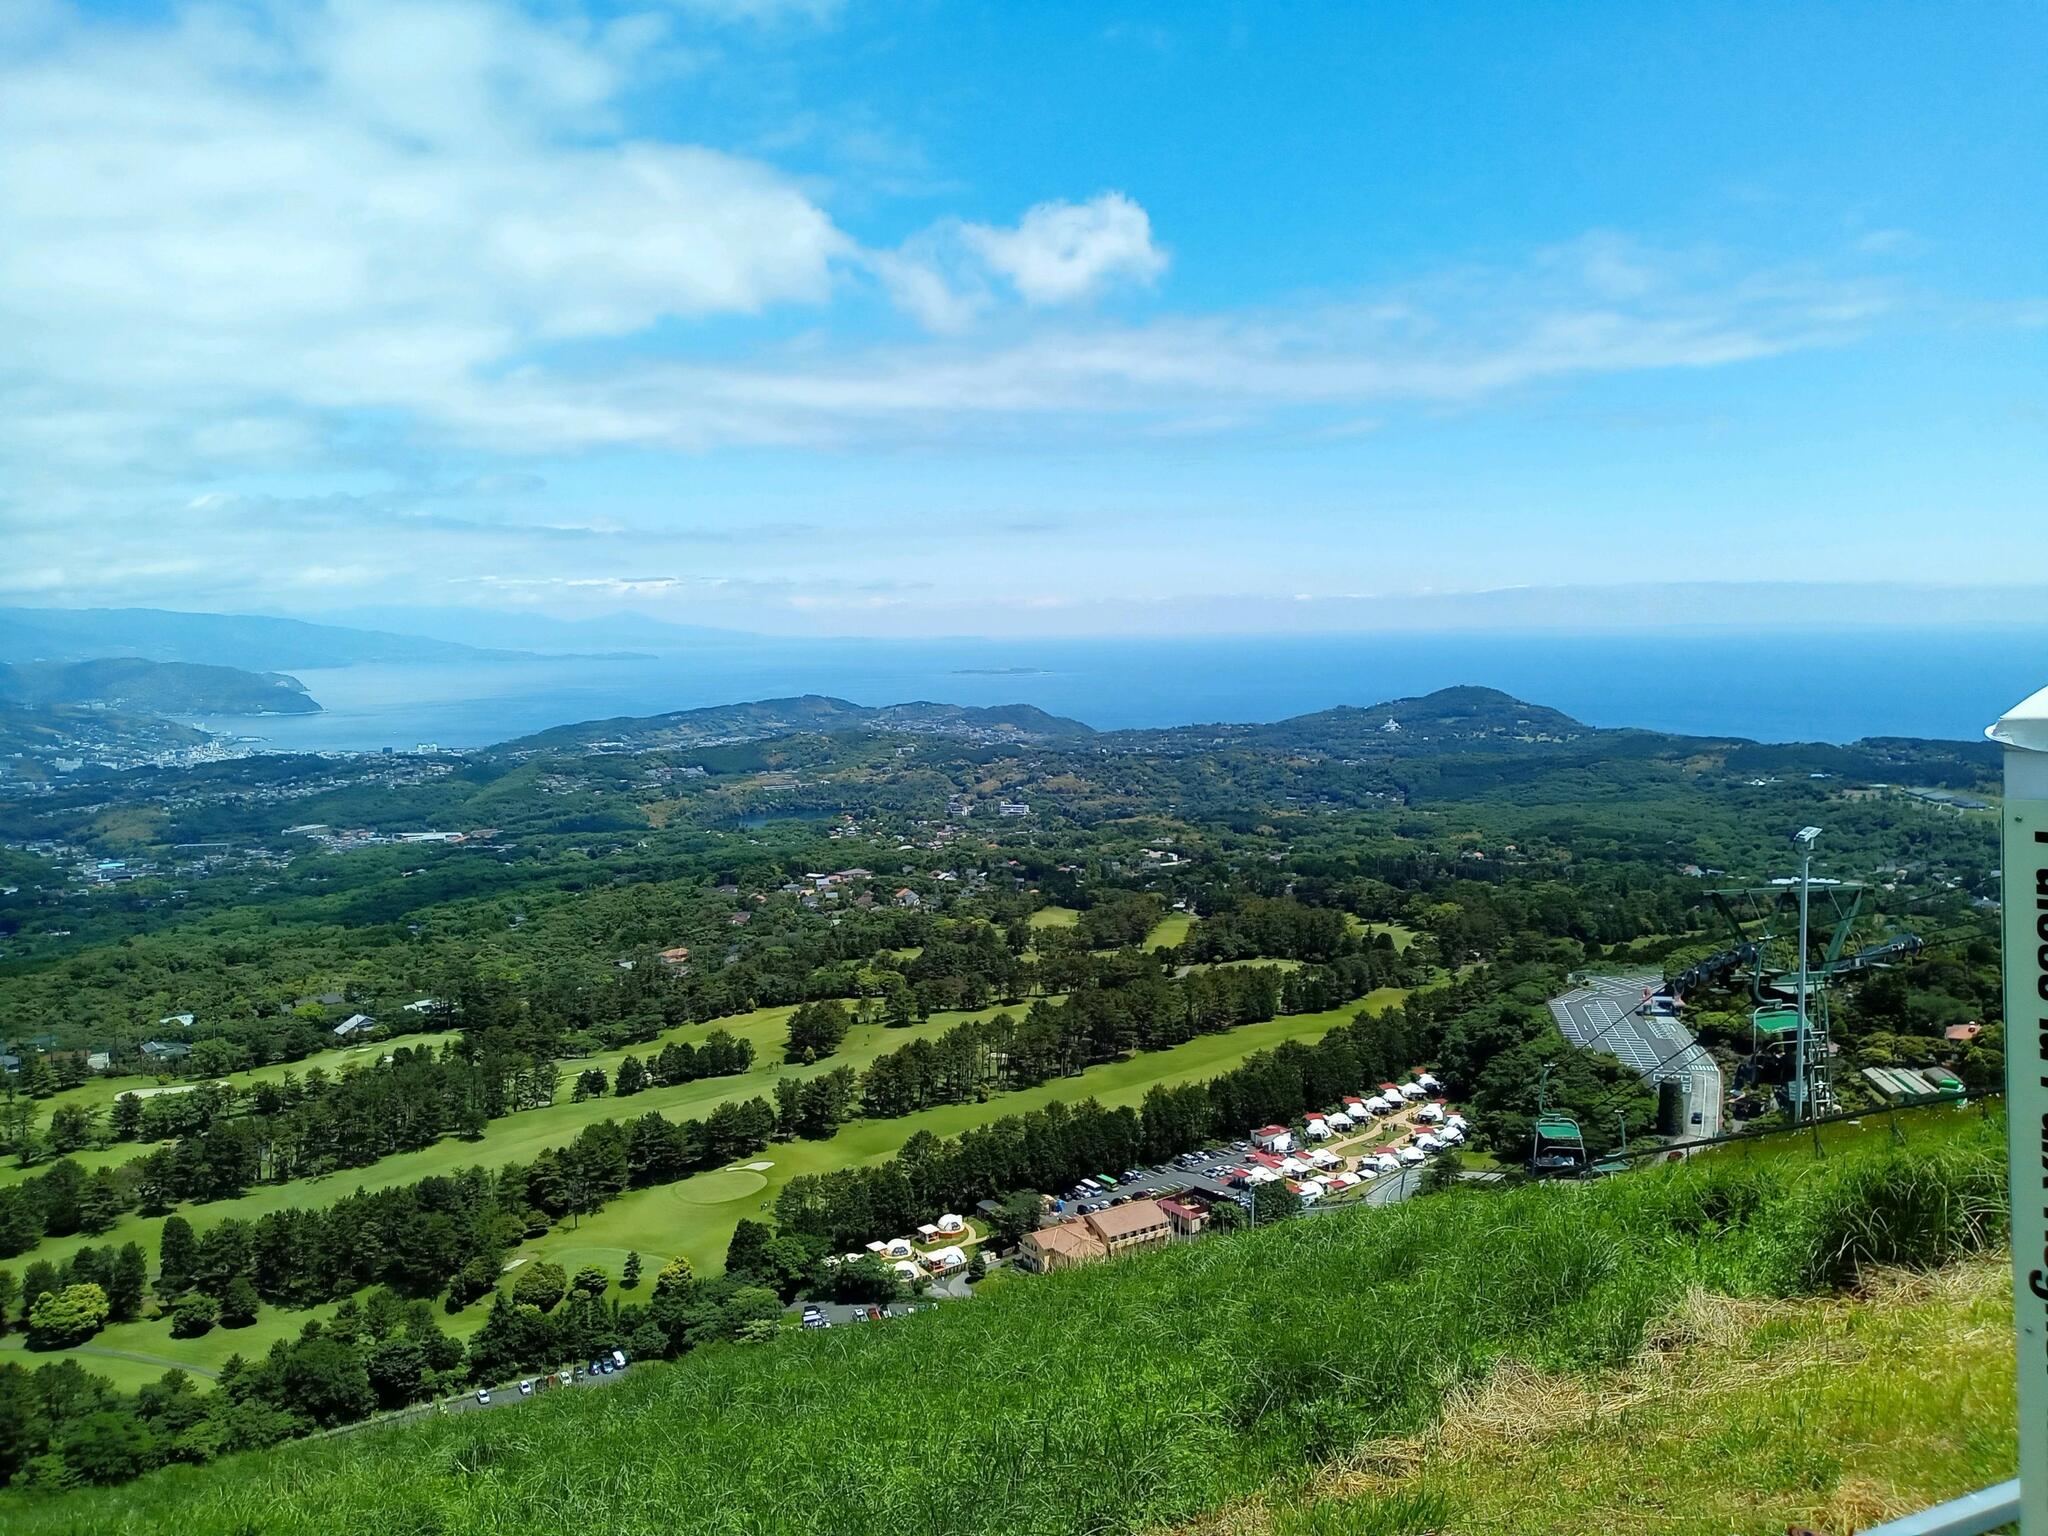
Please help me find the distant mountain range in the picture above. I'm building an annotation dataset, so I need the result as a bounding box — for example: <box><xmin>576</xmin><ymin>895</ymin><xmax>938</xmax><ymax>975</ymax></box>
<box><xmin>0</xmin><ymin>658</ymin><xmax>320</xmax><ymax>716</ymax></box>
<box><xmin>0</xmin><ymin>606</ymin><xmax>539</xmax><ymax>670</ymax></box>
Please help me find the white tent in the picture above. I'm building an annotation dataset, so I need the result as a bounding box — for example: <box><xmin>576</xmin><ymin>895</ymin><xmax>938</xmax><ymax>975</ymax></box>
<box><xmin>1246</xmin><ymin>1166</ymin><xmax>1281</xmax><ymax>1185</ymax></box>
<box><xmin>885</xmin><ymin>1238</ymin><xmax>914</xmax><ymax>1258</ymax></box>
<box><xmin>1366</xmin><ymin>1094</ymin><xmax>1396</xmax><ymax>1114</ymax></box>
<box><xmin>1307</xmin><ymin>1148</ymin><xmax>1341</xmax><ymax>1169</ymax></box>
<box><xmin>935</xmin><ymin>1213</ymin><xmax>966</xmax><ymax>1235</ymax></box>
<box><xmin>1374</xmin><ymin>1152</ymin><xmax>1403</xmax><ymax>1173</ymax></box>
<box><xmin>1325</xmin><ymin>1111</ymin><xmax>1354</xmax><ymax>1131</ymax></box>
<box><xmin>1415</xmin><ymin>1072</ymin><xmax>1442</xmax><ymax>1091</ymax></box>
<box><xmin>1415</xmin><ymin>1102</ymin><xmax>1445</xmax><ymax>1124</ymax></box>
<box><xmin>1398</xmin><ymin>1082</ymin><xmax>1426</xmax><ymax>1101</ymax></box>
<box><xmin>1414</xmin><ymin>1132</ymin><xmax>1443</xmax><ymax>1152</ymax></box>
<box><xmin>892</xmin><ymin>1260</ymin><xmax>922</xmax><ymax>1280</ymax></box>
<box><xmin>1398</xmin><ymin>1146</ymin><xmax>1426</xmax><ymax>1166</ymax></box>
<box><xmin>1279</xmin><ymin>1154</ymin><xmax>1311</xmax><ymax>1175</ymax></box>
<box><xmin>1302</xmin><ymin>1120</ymin><xmax>1333</xmax><ymax>1141</ymax></box>
<box><xmin>1439</xmin><ymin>1124</ymin><xmax>1465</xmax><ymax>1144</ymax></box>
<box><xmin>925</xmin><ymin>1246</ymin><xmax>968</xmax><ymax>1272</ymax></box>
<box><xmin>1331</xmin><ymin>1171</ymin><xmax>1360</xmax><ymax>1189</ymax></box>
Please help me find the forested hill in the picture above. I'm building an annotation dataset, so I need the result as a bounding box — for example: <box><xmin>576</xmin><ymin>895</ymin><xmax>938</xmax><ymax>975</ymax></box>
<box><xmin>490</xmin><ymin>684</ymin><xmax>1998</xmax><ymax>786</ymax></box>
<box><xmin>496</xmin><ymin>695</ymin><xmax>1096</xmax><ymax>753</ymax></box>
<box><xmin>1110</xmin><ymin>685</ymin><xmax>1587</xmax><ymax>751</ymax></box>
<box><xmin>0</xmin><ymin>659</ymin><xmax>320</xmax><ymax>716</ymax></box>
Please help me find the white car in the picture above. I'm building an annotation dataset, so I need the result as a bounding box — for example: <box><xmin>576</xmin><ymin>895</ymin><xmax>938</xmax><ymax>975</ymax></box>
<box><xmin>518</xmin><ymin>1380</ymin><xmax>534</xmax><ymax>1396</ymax></box>
<box><xmin>475</xmin><ymin>1389</ymin><xmax>491</xmax><ymax>1406</ymax></box>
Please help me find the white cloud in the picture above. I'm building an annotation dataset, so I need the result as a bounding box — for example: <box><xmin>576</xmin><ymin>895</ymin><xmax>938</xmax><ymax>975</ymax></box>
<box><xmin>0</xmin><ymin>0</ymin><xmax>852</xmax><ymax>475</ymax></box>
<box><xmin>959</xmin><ymin>192</ymin><xmax>1168</xmax><ymax>305</ymax></box>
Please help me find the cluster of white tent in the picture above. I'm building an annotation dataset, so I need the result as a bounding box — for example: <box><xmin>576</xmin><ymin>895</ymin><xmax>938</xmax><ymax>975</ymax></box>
<box><xmin>834</xmin><ymin>1213</ymin><xmax>972</xmax><ymax>1276</ymax></box>
<box><xmin>1298</xmin><ymin>1073</ymin><xmax>1445</xmax><ymax>1142</ymax></box>
<box><xmin>1253</xmin><ymin>1101</ymin><xmax>1473</xmax><ymax>1204</ymax></box>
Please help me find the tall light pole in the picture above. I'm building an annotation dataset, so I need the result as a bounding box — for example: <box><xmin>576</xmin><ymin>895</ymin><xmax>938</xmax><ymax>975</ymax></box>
<box><xmin>1792</xmin><ymin>826</ymin><xmax>1821</xmax><ymax>1126</ymax></box>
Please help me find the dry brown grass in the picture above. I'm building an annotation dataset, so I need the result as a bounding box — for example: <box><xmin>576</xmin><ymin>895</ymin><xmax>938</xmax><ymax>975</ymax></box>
<box><xmin>1172</xmin><ymin>1257</ymin><xmax>2016</xmax><ymax>1536</ymax></box>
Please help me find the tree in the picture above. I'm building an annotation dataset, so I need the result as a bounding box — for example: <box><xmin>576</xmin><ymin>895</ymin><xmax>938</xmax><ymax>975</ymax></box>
<box><xmin>169</xmin><ymin>1293</ymin><xmax>217</xmax><ymax>1339</ymax></box>
<box><xmin>987</xmin><ymin>1190</ymin><xmax>1043</xmax><ymax>1251</ymax></box>
<box><xmin>621</xmin><ymin>1251</ymin><xmax>642</xmax><ymax>1290</ymax></box>
<box><xmin>366</xmin><ymin>1336</ymin><xmax>427</xmax><ymax>1410</ymax></box>
<box><xmin>783</xmin><ymin>1001</ymin><xmax>851</xmax><ymax>1065</ymax></box>
<box><xmin>0</xmin><ymin>1269</ymin><xmax>16</xmax><ymax>1335</ymax></box>
<box><xmin>107</xmin><ymin>1244</ymin><xmax>147</xmax><ymax>1322</ymax></box>
<box><xmin>219</xmin><ymin>1275</ymin><xmax>261</xmax><ymax>1328</ymax></box>
<box><xmin>447</xmin><ymin>1256</ymin><xmax>499</xmax><ymax>1311</ymax></box>
<box><xmin>157</xmin><ymin>1215</ymin><xmax>197</xmax><ymax>1297</ymax></box>
<box><xmin>18</xmin><ymin>1261</ymin><xmax>55</xmax><ymax>1328</ymax></box>
<box><xmin>1207</xmin><ymin>1200</ymin><xmax>1245</xmax><ymax>1234</ymax></box>
<box><xmin>28</xmin><ymin>1283</ymin><xmax>110</xmax><ymax>1348</ymax></box>
<box><xmin>724</xmin><ymin>1219</ymin><xmax>774</xmax><ymax>1279</ymax></box>
<box><xmin>571</xmin><ymin>1068</ymin><xmax>609</xmax><ymax>1102</ymax></box>
<box><xmin>109</xmin><ymin>1094</ymin><xmax>143</xmax><ymax>1143</ymax></box>
<box><xmin>966</xmin><ymin>1249</ymin><xmax>988</xmax><ymax>1283</ymax></box>
<box><xmin>652</xmin><ymin>1256</ymin><xmax>694</xmax><ymax>1300</ymax></box>
<box><xmin>54</xmin><ymin>1409</ymin><xmax>156</xmax><ymax>1486</ymax></box>
<box><xmin>280</xmin><ymin>1335</ymin><xmax>375</xmax><ymax>1427</ymax></box>
<box><xmin>511</xmin><ymin>1261</ymin><xmax>567</xmax><ymax>1313</ymax></box>
<box><xmin>613</xmin><ymin>1056</ymin><xmax>648</xmax><ymax>1097</ymax></box>
<box><xmin>1251</xmin><ymin>1182</ymin><xmax>1301</xmax><ymax>1226</ymax></box>
<box><xmin>570</xmin><ymin>1265</ymin><xmax>608</xmax><ymax>1301</ymax></box>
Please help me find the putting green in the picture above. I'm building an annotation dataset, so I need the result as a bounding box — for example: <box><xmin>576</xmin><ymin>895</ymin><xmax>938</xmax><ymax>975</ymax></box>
<box><xmin>673</xmin><ymin>1168</ymin><xmax>768</xmax><ymax>1204</ymax></box>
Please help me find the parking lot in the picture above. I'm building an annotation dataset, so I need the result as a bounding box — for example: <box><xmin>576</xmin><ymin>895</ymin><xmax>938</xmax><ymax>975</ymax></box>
<box><xmin>1549</xmin><ymin>972</ymin><xmax>1724</xmax><ymax>1141</ymax></box>
<box><xmin>1053</xmin><ymin>1108</ymin><xmax>1438</xmax><ymax>1223</ymax></box>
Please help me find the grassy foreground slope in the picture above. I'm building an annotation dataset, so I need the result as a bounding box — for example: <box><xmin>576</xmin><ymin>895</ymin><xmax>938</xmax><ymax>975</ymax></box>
<box><xmin>5</xmin><ymin>1113</ymin><xmax>2011</xmax><ymax>1536</ymax></box>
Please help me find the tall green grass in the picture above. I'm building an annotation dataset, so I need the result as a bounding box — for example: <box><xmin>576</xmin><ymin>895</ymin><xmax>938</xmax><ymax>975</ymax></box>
<box><xmin>4</xmin><ymin>1110</ymin><xmax>2008</xmax><ymax>1536</ymax></box>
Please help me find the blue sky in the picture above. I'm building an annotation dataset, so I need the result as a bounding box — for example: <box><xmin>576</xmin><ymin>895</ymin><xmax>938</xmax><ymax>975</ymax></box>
<box><xmin>1</xmin><ymin>0</ymin><xmax>2042</xmax><ymax>634</ymax></box>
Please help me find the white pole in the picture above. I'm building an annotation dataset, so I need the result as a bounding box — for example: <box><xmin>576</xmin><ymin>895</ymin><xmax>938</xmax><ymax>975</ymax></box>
<box><xmin>1988</xmin><ymin>686</ymin><xmax>2048</xmax><ymax>1536</ymax></box>
<box><xmin>1796</xmin><ymin>842</ymin><xmax>1811</xmax><ymax>1124</ymax></box>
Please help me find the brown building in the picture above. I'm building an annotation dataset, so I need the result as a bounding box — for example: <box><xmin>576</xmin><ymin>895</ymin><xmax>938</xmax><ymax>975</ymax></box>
<box><xmin>1017</xmin><ymin>1221</ymin><xmax>1107</xmax><ymax>1273</ymax></box>
<box><xmin>1157</xmin><ymin>1197</ymin><xmax>1209</xmax><ymax>1237</ymax></box>
<box><xmin>1082</xmin><ymin>1198</ymin><xmax>1173</xmax><ymax>1257</ymax></box>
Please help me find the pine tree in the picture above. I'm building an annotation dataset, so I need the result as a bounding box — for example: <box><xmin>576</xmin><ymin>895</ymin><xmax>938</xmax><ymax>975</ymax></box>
<box><xmin>157</xmin><ymin>1214</ymin><xmax>197</xmax><ymax>1297</ymax></box>
<box><xmin>621</xmin><ymin>1251</ymin><xmax>642</xmax><ymax>1289</ymax></box>
<box><xmin>219</xmin><ymin>1275</ymin><xmax>260</xmax><ymax>1328</ymax></box>
<box><xmin>107</xmin><ymin>1244</ymin><xmax>147</xmax><ymax>1321</ymax></box>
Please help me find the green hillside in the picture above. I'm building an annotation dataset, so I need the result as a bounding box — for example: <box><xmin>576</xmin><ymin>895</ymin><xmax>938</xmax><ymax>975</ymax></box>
<box><xmin>0</xmin><ymin>659</ymin><xmax>319</xmax><ymax>716</ymax></box>
<box><xmin>2</xmin><ymin>1109</ymin><xmax>2010</xmax><ymax>1535</ymax></box>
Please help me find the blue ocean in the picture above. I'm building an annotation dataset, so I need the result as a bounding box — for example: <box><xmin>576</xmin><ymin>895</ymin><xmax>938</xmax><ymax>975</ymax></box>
<box><xmin>190</xmin><ymin>627</ymin><xmax>2048</xmax><ymax>752</ymax></box>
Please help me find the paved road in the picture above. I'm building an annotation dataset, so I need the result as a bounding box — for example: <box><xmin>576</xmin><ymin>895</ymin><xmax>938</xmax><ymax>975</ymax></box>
<box><xmin>1549</xmin><ymin>972</ymin><xmax>1723</xmax><ymax>1143</ymax></box>
<box><xmin>445</xmin><ymin>1360</ymin><xmax>636</xmax><ymax>1418</ymax></box>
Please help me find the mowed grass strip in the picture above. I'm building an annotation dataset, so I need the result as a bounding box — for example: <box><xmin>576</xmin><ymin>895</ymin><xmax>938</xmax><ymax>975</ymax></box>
<box><xmin>3</xmin><ymin>990</ymin><xmax>1409</xmax><ymax>1384</ymax></box>
<box><xmin>1</xmin><ymin>1114</ymin><xmax>2008</xmax><ymax>1536</ymax></box>
<box><xmin>6</xmin><ymin>1002</ymin><xmax>1007</xmax><ymax>1271</ymax></box>
<box><xmin>520</xmin><ymin>990</ymin><xmax>1411</xmax><ymax>1282</ymax></box>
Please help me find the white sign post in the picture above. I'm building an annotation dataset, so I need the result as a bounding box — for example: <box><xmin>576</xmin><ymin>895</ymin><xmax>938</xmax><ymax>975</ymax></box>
<box><xmin>1990</xmin><ymin>686</ymin><xmax>2048</xmax><ymax>1534</ymax></box>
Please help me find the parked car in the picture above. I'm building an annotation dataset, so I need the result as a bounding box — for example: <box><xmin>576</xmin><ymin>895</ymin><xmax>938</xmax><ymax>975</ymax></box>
<box><xmin>518</xmin><ymin>1379</ymin><xmax>534</xmax><ymax>1396</ymax></box>
<box><xmin>475</xmin><ymin>1389</ymin><xmax>491</xmax><ymax>1406</ymax></box>
<box><xmin>613</xmin><ymin>1350</ymin><xmax>628</xmax><ymax>1367</ymax></box>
